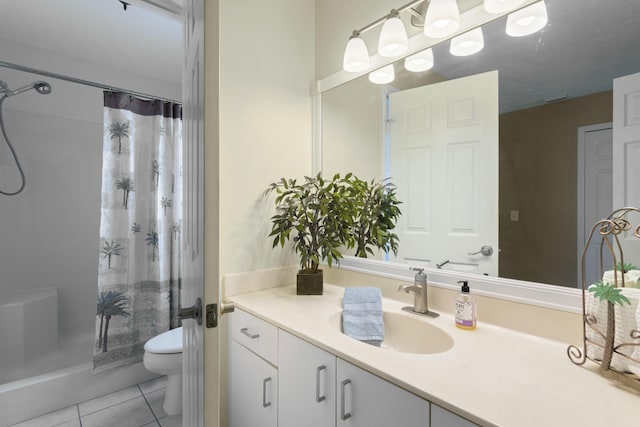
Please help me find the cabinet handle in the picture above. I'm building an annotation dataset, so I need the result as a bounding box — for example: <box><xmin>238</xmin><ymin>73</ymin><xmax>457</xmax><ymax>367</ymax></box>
<box><xmin>315</xmin><ymin>365</ymin><xmax>327</xmax><ymax>403</ymax></box>
<box><xmin>240</xmin><ymin>327</ymin><xmax>260</xmax><ymax>339</ymax></box>
<box><xmin>262</xmin><ymin>377</ymin><xmax>272</xmax><ymax>408</ymax></box>
<box><xmin>340</xmin><ymin>379</ymin><xmax>352</xmax><ymax>420</ymax></box>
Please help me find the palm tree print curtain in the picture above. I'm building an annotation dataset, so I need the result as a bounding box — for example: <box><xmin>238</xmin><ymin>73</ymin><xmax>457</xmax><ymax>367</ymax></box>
<box><xmin>94</xmin><ymin>92</ymin><xmax>182</xmax><ymax>372</ymax></box>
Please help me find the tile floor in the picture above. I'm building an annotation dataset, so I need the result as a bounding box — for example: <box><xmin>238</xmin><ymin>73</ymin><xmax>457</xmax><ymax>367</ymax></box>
<box><xmin>10</xmin><ymin>377</ymin><xmax>181</xmax><ymax>427</ymax></box>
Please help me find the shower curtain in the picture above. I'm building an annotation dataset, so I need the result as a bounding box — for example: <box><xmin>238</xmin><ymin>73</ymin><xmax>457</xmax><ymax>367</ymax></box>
<box><xmin>94</xmin><ymin>92</ymin><xmax>182</xmax><ymax>372</ymax></box>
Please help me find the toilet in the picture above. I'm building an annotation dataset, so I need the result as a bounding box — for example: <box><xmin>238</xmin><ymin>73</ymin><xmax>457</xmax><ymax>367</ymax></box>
<box><xmin>143</xmin><ymin>327</ymin><xmax>183</xmax><ymax>416</ymax></box>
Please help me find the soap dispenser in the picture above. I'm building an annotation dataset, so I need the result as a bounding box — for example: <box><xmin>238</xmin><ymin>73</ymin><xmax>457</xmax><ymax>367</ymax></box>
<box><xmin>455</xmin><ymin>280</ymin><xmax>477</xmax><ymax>330</ymax></box>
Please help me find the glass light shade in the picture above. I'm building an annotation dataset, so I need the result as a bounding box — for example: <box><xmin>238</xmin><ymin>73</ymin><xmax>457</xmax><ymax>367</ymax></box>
<box><xmin>449</xmin><ymin>28</ymin><xmax>484</xmax><ymax>56</ymax></box>
<box><xmin>378</xmin><ymin>15</ymin><xmax>409</xmax><ymax>58</ymax></box>
<box><xmin>368</xmin><ymin>64</ymin><xmax>395</xmax><ymax>84</ymax></box>
<box><xmin>343</xmin><ymin>35</ymin><xmax>370</xmax><ymax>72</ymax></box>
<box><xmin>505</xmin><ymin>1</ymin><xmax>548</xmax><ymax>37</ymax></box>
<box><xmin>404</xmin><ymin>48</ymin><xmax>434</xmax><ymax>72</ymax></box>
<box><xmin>424</xmin><ymin>0</ymin><xmax>460</xmax><ymax>39</ymax></box>
<box><xmin>483</xmin><ymin>0</ymin><xmax>526</xmax><ymax>14</ymax></box>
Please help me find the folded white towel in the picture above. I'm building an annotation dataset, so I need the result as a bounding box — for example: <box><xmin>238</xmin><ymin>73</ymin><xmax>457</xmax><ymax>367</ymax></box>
<box><xmin>342</xmin><ymin>287</ymin><xmax>384</xmax><ymax>346</ymax></box>
<box><xmin>612</xmin><ymin>288</ymin><xmax>640</xmax><ymax>372</ymax></box>
<box><xmin>586</xmin><ymin>285</ymin><xmax>607</xmax><ymax>361</ymax></box>
<box><xmin>602</xmin><ymin>270</ymin><xmax>640</xmax><ymax>288</ymax></box>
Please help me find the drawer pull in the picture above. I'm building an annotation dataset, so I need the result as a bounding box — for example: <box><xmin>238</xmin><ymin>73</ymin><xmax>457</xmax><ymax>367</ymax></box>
<box><xmin>340</xmin><ymin>379</ymin><xmax>352</xmax><ymax>420</ymax></box>
<box><xmin>315</xmin><ymin>365</ymin><xmax>327</xmax><ymax>403</ymax></box>
<box><xmin>240</xmin><ymin>327</ymin><xmax>260</xmax><ymax>339</ymax></box>
<box><xmin>262</xmin><ymin>377</ymin><xmax>272</xmax><ymax>408</ymax></box>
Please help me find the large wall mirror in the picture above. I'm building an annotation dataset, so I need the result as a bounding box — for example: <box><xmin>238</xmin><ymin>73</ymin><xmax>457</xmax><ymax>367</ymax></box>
<box><xmin>319</xmin><ymin>0</ymin><xmax>640</xmax><ymax>291</ymax></box>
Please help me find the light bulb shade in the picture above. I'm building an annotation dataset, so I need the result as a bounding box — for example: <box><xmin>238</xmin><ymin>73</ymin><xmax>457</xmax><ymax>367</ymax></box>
<box><xmin>424</xmin><ymin>0</ymin><xmax>460</xmax><ymax>39</ymax></box>
<box><xmin>404</xmin><ymin>48</ymin><xmax>434</xmax><ymax>72</ymax></box>
<box><xmin>483</xmin><ymin>0</ymin><xmax>526</xmax><ymax>14</ymax></box>
<box><xmin>369</xmin><ymin>64</ymin><xmax>395</xmax><ymax>84</ymax></box>
<box><xmin>449</xmin><ymin>28</ymin><xmax>484</xmax><ymax>56</ymax></box>
<box><xmin>378</xmin><ymin>15</ymin><xmax>409</xmax><ymax>58</ymax></box>
<box><xmin>343</xmin><ymin>35</ymin><xmax>370</xmax><ymax>72</ymax></box>
<box><xmin>505</xmin><ymin>1</ymin><xmax>548</xmax><ymax>37</ymax></box>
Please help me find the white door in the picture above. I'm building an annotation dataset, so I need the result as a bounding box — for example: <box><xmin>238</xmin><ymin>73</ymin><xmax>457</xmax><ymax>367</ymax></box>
<box><xmin>613</xmin><ymin>72</ymin><xmax>640</xmax><ymax>262</ymax></box>
<box><xmin>388</xmin><ymin>71</ymin><xmax>499</xmax><ymax>276</ymax></box>
<box><xmin>181</xmin><ymin>0</ymin><xmax>206</xmax><ymax>425</ymax></box>
<box><xmin>578</xmin><ymin>124</ymin><xmax>613</xmax><ymax>288</ymax></box>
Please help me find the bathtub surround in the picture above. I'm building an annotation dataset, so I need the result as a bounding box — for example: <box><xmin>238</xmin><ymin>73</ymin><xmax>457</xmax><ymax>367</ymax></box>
<box><xmin>0</xmin><ymin>288</ymin><xmax>58</xmax><ymax>382</ymax></box>
<box><xmin>94</xmin><ymin>92</ymin><xmax>182</xmax><ymax>372</ymax></box>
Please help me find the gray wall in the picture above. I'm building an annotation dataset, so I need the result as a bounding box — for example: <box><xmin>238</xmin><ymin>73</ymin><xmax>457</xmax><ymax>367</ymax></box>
<box><xmin>0</xmin><ymin>38</ymin><xmax>181</xmax><ymax>342</ymax></box>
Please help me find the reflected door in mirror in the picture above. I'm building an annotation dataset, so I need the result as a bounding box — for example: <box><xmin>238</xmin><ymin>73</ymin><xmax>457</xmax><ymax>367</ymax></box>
<box><xmin>388</xmin><ymin>71</ymin><xmax>499</xmax><ymax>275</ymax></box>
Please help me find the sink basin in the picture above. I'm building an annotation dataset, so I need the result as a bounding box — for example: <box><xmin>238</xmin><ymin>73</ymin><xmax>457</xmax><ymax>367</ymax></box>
<box><xmin>329</xmin><ymin>311</ymin><xmax>454</xmax><ymax>354</ymax></box>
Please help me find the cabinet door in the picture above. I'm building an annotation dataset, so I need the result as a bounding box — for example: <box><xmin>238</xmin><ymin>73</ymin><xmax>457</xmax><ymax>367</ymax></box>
<box><xmin>336</xmin><ymin>359</ymin><xmax>430</xmax><ymax>427</ymax></box>
<box><xmin>228</xmin><ymin>340</ymin><xmax>278</xmax><ymax>427</ymax></box>
<box><xmin>279</xmin><ymin>330</ymin><xmax>336</xmax><ymax>427</ymax></box>
<box><xmin>431</xmin><ymin>404</ymin><xmax>478</xmax><ymax>427</ymax></box>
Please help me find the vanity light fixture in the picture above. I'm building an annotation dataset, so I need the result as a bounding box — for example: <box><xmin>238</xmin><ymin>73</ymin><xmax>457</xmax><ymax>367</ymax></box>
<box><xmin>343</xmin><ymin>31</ymin><xmax>371</xmax><ymax>72</ymax></box>
<box><xmin>404</xmin><ymin>48</ymin><xmax>435</xmax><ymax>72</ymax></box>
<box><xmin>505</xmin><ymin>0</ymin><xmax>548</xmax><ymax>37</ymax></box>
<box><xmin>369</xmin><ymin>64</ymin><xmax>396</xmax><ymax>84</ymax></box>
<box><xmin>483</xmin><ymin>0</ymin><xmax>526</xmax><ymax>14</ymax></box>
<box><xmin>378</xmin><ymin>9</ymin><xmax>409</xmax><ymax>58</ymax></box>
<box><xmin>424</xmin><ymin>0</ymin><xmax>461</xmax><ymax>39</ymax></box>
<box><xmin>449</xmin><ymin>27</ymin><xmax>484</xmax><ymax>56</ymax></box>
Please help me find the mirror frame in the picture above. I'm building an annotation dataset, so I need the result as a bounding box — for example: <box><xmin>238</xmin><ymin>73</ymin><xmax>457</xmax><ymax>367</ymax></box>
<box><xmin>312</xmin><ymin>0</ymin><xmax>581</xmax><ymax>313</ymax></box>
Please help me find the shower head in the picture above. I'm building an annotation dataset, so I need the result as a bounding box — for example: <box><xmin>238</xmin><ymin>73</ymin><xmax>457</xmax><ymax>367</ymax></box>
<box><xmin>34</xmin><ymin>81</ymin><xmax>52</xmax><ymax>95</ymax></box>
<box><xmin>2</xmin><ymin>81</ymin><xmax>52</xmax><ymax>97</ymax></box>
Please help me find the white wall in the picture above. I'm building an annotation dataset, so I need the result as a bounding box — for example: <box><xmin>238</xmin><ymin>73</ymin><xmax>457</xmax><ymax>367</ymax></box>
<box><xmin>218</xmin><ymin>0</ymin><xmax>316</xmax><ymax>276</ymax></box>
<box><xmin>0</xmin><ymin>39</ymin><xmax>181</xmax><ymax>342</ymax></box>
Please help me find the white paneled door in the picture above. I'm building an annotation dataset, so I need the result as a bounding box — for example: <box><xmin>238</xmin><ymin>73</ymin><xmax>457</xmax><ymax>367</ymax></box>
<box><xmin>613</xmin><ymin>72</ymin><xmax>640</xmax><ymax>261</ymax></box>
<box><xmin>388</xmin><ymin>71</ymin><xmax>499</xmax><ymax>276</ymax></box>
<box><xmin>578</xmin><ymin>124</ymin><xmax>613</xmax><ymax>288</ymax></box>
<box><xmin>181</xmin><ymin>0</ymin><xmax>206</xmax><ymax>425</ymax></box>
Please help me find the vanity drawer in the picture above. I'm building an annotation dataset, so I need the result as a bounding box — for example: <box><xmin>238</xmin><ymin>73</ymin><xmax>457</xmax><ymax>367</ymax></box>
<box><xmin>231</xmin><ymin>309</ymin><xmax>278</xmax><ymax>366</ymax></box>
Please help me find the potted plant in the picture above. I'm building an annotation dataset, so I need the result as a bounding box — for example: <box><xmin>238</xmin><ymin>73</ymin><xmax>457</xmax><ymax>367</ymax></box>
<box><xmin>265</xmin><ymin>173</ymin><xmax>403</xmax><ymax>294</ymax></box>
<box><xmin>349</xmin><ymin>176</ymin><xmax>401</xmax><ymax>258</ymax></box>
<box><xmin>265</xmin><ymin>173</ymin><xmax>354</xmax><ymax>295</ymax></box>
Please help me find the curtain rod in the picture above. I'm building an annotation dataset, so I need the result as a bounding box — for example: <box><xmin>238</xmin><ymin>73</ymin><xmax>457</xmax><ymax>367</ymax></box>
<box><xmin>0</xmin><ymin>60</ymin><xmax>181</xmax><ymax>104</ymax></box>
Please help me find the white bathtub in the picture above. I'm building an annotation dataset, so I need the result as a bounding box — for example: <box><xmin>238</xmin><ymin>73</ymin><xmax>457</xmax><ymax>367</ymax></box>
<box><xmin>0</xmin><ymin>287</ymin><xmax>157</xmax><ymax>425</ymax></box>
<box><xmin>0</xmin><ymin>361</ymin><xmax>156</xmax><ymax>426</ymax></box>
<box><xmin>0</xmin><ymin>287</ymin><xmax>58</xmax><ymax>368</ymax></box>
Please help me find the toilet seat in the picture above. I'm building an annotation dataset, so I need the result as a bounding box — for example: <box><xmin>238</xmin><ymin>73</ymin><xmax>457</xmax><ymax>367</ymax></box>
<box><xmin>144</xmin><ymin>327</ymin><xmax>183</xmax><ymax>354</ymax></box>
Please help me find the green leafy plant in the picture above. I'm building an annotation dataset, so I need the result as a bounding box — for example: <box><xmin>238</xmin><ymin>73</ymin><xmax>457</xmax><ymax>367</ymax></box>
<box><xmin>589</xmin><ymin>281</ymin><xmax>631</xmax><ymax>306</ymax></box>
<box><xmin>265</xmin><ymin>173</ymin><xmax>354</xmax><ymax>273</ymax></box>
<box><xmin>615</xmin><ymin>262</ymin><xmax>638</xmax><ymax>273</ymax></box>
<box><xmin>349</xmin><ymin>177</ymin><xmax>401</xmax><ymax>258</ymax></box>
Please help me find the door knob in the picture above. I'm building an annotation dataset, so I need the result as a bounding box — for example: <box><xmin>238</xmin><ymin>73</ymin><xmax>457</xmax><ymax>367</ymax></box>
<box><xmin>468</xmin><ymin>245</ymin><xmax>494</xmax><ymax>256</ymax></box>
<box><xmin>178</xmin><ymin>297</ymin><xmax>202</xmax><ymax>325</ymax></box>
<box><xmin>220</xmin><ymin>300</ymin><xmax>235</xmax><ymax>315</ymax></box>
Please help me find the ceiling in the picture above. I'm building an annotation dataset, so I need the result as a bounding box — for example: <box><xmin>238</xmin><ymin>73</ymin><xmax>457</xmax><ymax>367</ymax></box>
<box><xmin>2</xmin><ymin>0</ymin><xmax>639</xmax><ymax>113</ymax></box>
<box><xmin>0</xmin><ymin>0</ymin><xmax>183</xmax><ymax>84</ymax></box>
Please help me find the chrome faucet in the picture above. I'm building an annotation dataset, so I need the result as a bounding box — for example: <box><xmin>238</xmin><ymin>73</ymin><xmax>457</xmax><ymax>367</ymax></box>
<box><xmin>398</xmin><ymin>283</ymin><xmax>429</xmax><ymax>314</ymax></box>
<box><xmin>398</xmin><ymin>267</ymin><xmax>439</xmax><ymax>318</ymax></box>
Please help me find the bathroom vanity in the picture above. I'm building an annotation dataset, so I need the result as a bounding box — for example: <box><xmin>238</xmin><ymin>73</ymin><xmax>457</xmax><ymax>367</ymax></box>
<box><xmin>227</xmin><ymin>283</ymin><xmax>639</xmax><ymax>427</ymax></box>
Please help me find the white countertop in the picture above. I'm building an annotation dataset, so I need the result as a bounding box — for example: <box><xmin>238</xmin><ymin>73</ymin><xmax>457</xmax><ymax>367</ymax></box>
<box><xmin>228</xmin><ymin>284</ymin><xmax>640</xmax><ymax>427</ymax></box>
